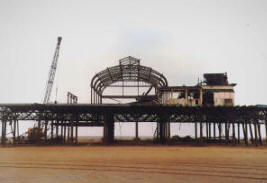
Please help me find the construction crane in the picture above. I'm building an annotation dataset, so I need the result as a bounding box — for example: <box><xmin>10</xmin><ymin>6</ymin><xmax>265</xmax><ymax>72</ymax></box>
<box><xmin>43</xmin><ymin>36</ymin><xmax>62</xmax><ymax>104</ymax></box>
<box><xmin>27</xmin><ymin>37</ymin><xmax>62</xmax><ymax>143</ymax></box>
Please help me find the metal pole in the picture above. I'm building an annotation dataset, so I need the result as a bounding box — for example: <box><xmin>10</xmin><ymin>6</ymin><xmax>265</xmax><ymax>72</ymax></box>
<box><xmin>249</xmin><ymin>122</ymin><xmax>254</xmax><ymax>145</ymax></box>
<box><xmin>61</xmin><ymin>120</ymin><xmax>63</xmax><ymax>138</ymax></box>
<box><xmin>51</xmin><ymin>120</ymin><xmax>54</xmax><ymax>139</ymax></box>
<box><xmin>209</xmin><ymin>122</ymin><xmax>211</xmax><ymax>140</ymax></box>
<box><xmin>206</xmin><ymin>122</ymin><xmax>208</xmax><ymax>140</ymax></box>
<box><xmin>232</xmin><ymin>121</ymin><xmax>235</xmax><ymax>142</ymax></box>
<box><xmin>67</xmin><ymin>123</ymin><xmax>70</xmax><ymax>143</ymax></box>
<box><xmin>200</xmin><ymin>121</ymin><xmax>203</xmax><ymax>140</ymax></box>
<box><xmin>135</xmin><ymin>121</ymin><xmax>139</xmax><ymax>141</ymax></box>
<box><xmin>13</xmin><ymin>120</ymin><xmax>16</xmax><ymax>144</ymax></box>
<box><xmin>56</xmin><ymin>119</ymin><xmax>59</xmax><ymax>138</ymax></box>
<box><xmin>44</xmin><ymin>120</ymin><xmax>48</xmax><ymax>141</ymax></box>
<box><xmin>244</xmin><ymin>122</ymin><xmax>248</xmax><ymax>145</ymax></box>
<box><xmin>195</xmin><ymin>122</ymin><xmax>198</xmax><ymax>141</ymax></box>
<box><xmin>37</xmin><ymin>119</ymin><xmax>41</xmax><ymax>144</ymax></box>
<box><xmin>1</xmin><ymin>120</ymin><xmax>6</xmax><ymax>146</ymax></box>
<box><xmin>17</xmin><ymin>120</ymin><xmax>19</xmax><ymax>142</ymax></box>
<box><xmin>63</xmin><ymin>121</ymin><xmax>66</xmax><ymax>143</ymax></box>
<box><xmin>71</xmin><ymin>118</ymin><xmax>74</xmax><ymax>144</ymax></box>
<box><xmin>75</xmin><ymin>117</ymin><xmax>78</xmax><ymax>144</ymax></box>
<box><xmin>257</xmin><ymin>123</ymin><xmax>262</xmax><ymax>145</ymax></box>
<box><xmin>242</xmin><ymin>122</ymin><xmax>248</xmax><ymax>145</ymax></box>
<box><xmin>254</xmin><ymin>121</ymin><xmax>258</xmax><ymax>146</ymax></box>
<box><xmin>218</xmin><ymin>122</ymin><xmax>222</xmax><ymax>142</ymax></box>
<box><xmin>238</xmin><ymin>122</ymin><xmax>240</xmax><ymax>144</ymax></box>
<box><xmin>213</xmin><ymin>122</ymin><xmax>216</xmax><ymax>140</ymax></box>
<box><xmin>225</xmin><ymin>123</ymin><xmax>227</xmax><ymax>143</ymax></box>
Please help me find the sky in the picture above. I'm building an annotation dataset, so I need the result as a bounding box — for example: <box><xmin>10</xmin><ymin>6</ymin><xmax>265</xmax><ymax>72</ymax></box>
<box><xmin>0</xmin><ymin>0</ymin><xmax>267</xmax><ymax>136</ymax></box>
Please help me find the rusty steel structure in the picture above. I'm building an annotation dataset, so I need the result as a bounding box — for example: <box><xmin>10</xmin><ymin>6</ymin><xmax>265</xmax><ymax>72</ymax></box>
<box><xmin>0</xmin><ymin>104</ymin><xmax>267</xmax><ymax>146</ymax></box>
<box><xmin>0</xmin><ymin>56</ymin><xmax>267</xmax><ymax>146</ymax></box>
<box><xmin>91</xmin><ymin>56</ymin><xmax>168</xmax><ymax>104</ymax></box>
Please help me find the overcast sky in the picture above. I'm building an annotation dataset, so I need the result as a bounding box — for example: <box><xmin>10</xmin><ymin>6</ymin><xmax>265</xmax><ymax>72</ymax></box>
<box><xmin>1</xmin><ymin>0</ymin><xmax>267</xmax><ymax>137</ymax></box>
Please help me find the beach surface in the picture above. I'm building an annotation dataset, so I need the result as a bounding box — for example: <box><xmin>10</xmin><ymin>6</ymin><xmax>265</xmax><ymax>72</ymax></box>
<box><xmin>0</xmin><ymin>145</ymin><xmax>267</xmax><ymax>183</ymax></box>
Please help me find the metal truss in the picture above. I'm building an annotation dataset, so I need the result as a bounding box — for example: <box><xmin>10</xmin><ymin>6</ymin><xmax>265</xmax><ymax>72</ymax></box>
<box><xmin>1</xmin><ymin>104</ymin><xmax>267</xmax><ymax>123</ymax></box>
<box><xmin>90</xmin><ymin>56</ymin><xmax>168</xmax><ymax>104</ymax></box>
<box><xmin>1</xmin><ymin>104</ymin><xmax>267</xmax><ymax>146</ymax></box>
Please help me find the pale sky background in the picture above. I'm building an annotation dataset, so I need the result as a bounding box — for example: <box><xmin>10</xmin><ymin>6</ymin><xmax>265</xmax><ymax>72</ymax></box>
<box><xmin>0</xmin><ymin>0</ymin><xmax>267</xmax><ymax>137</ymax></box>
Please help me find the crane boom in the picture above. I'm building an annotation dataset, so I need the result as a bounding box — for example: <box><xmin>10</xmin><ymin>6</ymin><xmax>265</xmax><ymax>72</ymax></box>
<box><xmin>43</xmin><ymin>37</ymin><xmax>62</xmax><ymax>104</ymax></box>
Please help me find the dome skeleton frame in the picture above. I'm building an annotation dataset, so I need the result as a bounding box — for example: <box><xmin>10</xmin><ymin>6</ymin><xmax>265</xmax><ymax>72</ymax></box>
<box><xmin>90</xmin><ymin>56</ymin><xmax>168</xmax><ymax>104</ymax></box>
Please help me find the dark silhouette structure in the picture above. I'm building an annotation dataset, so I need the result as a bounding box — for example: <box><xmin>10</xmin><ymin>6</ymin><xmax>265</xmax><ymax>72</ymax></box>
<box><xmin>0</xmin><ymin>56</ymin><xmax>266</xmax><ymax>146</ymax></box>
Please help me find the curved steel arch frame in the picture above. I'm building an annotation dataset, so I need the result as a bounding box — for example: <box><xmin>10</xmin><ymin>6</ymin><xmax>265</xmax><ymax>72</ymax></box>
<box><xmin>90</xmin><ymin>57</ymin><xmax>168</xmax><ymax>104</ymax></box>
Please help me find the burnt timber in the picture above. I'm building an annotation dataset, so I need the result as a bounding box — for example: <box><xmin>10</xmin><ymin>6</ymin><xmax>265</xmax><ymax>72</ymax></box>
<box><xmin>1</xmin><ymin>103</ymin><xmax>267</xmax><ymax>146</ymax></box>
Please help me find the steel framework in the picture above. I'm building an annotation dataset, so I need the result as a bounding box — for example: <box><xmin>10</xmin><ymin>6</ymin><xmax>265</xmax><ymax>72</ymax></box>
<box><xmin>90</xmin><ymin>56</ymin><xmax>168</xmax><ymax>104</ymax></box>
<box><xmin>0</xmin><ymin>104</ymin><xmax>267</xmax><ymax>145</ymax></box>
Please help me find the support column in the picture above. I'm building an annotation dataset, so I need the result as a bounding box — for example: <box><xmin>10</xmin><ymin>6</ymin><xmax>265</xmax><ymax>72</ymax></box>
<box><xmin>37</xmin><ymin>120</ymin><xmax>41</xmax><ymax>144</ymax></box>
<box><xmin>249</xmin><ymin>122</ymin><xmax>254</xmax><ymax>144</ymax></box>
<box><xmin>242</xmin><ymin>122</ymin><xmax>248</xmax><ymax>145</ymax></box>
<box><xmin>75</xmin><ymin>117</ymin><xmax>78</xmax><ymax>144</ymax></box>
<box><xmin>67</xmin><ymin>123</ymin><xmax>70</xmax><ymax>143</ymax></box>
<box><xmin>103</xmin><ymin>113</ymin><xmax>114</xmax><ymax>144</ymax></box>
<box><xmin>51</xmin><ymin>120</ymin><xmax>54</xmax><ymax>139</ymax></box>
<box><xmin>158</xmin><ymin>114</ymin><xmax>170</xmax><ymax>144</ymax></box>
<box><xmin>56</xmin><ymin>119</ymin><xmax>59</xmax><ymax>138</ymax></box>
<box><xmin>225</xmin><ymin>123</ymin><xmax>229</xmax><ymax>144</ymax></box>
<box><xmin>61</xmin><ymin>121</ymin><xmax>63</xmax><ymax>139</ymax></box>
<box><xmin>194</xmin><ymin>122</ymin><xmax>198</xmax><ymax>142</ymax></box>
<box><xmin>44</xmin><ymin>120</ymin><xmax>48</xmax><ymax>141</ymax></box>
<box><xmin>135</xmin><ymin>121</ymin><xmax>139</xmax><ymax>141</ymax></box>
<box><xmin>213</xmin><ymin>122</ymin><xmax>216</xmax><ymax>140</ymax></box>
<box><xmin>254</xmin><ymin>121</ymin><xmax>258</xmax><ymax>146</ymax></box>
<box><xmin>13</xmin><ymin>120</ymin><xmax>16</xmax><ymax>145</ymax></box>
<box><xmin>208</xmin><ymin>122</ymin><xmax>211</xmax><ymax>140</ymax></box>
<box><xmin>11</xmin><ymin>120</ymin><xmax>17</xmax><ymax>145</ymax></box>
<box><xmin>63</xmin><ymin>121</ymin><xmax>66</xmax><ymax>143</ymax></box>
<box><xmin>257</xmin><ymin>123</ymin><xmax>262</xmax><ymax>145</ymax></box>
<box><xmin>232</xmin><ymin>121</ymin><xmax>235</xmax><ymax>142</ymax></box>
<box><xmin>206</xmin><ymin>122</ymin><xmax>209</xmax><ymax>140</ymax></box>
<box><xmin>238</xmin><ymin>122</ymin><xmax>240</xmax><ymax>144</ymax></box>
<box><xmin>200</xmin><ymin>121</ymin><xmax>203</xmax><ymax>141</ymax></box>
<box><xmin>17</xmin><ymin>120</ymin><xmax>19</xmax><ymax>141</ymax></box>
<box><xmin>70</xmin><ymin>118</ymin><xmax>74</xmax><ymax>144</ymax></box>
<box><xmin>1</xmin><ymin>120</ymin><xmax>6</xmax><ymax>146</ymax></box>
<box><xmin>218</xmin><ymin>122</ymin><xmax>222</xmax><ymax>142</ymax></box>
<box><xmin>159</xmin><ymin>122</ymin><xmax>166</xmax><ymax>144</ymax></box>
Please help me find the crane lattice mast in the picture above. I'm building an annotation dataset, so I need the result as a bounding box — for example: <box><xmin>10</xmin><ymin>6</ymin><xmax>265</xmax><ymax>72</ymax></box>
<box><xmin>43</xmin><ymin>37</ymin><xmax>62</xmax><ymax>104</ymax></box>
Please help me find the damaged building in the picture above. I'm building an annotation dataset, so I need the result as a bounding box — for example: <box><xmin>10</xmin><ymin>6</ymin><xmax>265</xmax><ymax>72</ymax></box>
<box><xmin>160</xmin><ymin>73</ymin><xmax>236</xmax><ymax>106</ymax></box>
<box><xmin>90</xmin><ymin>56</ymin><xmax>236</xmax><ymax>107</ymax></box>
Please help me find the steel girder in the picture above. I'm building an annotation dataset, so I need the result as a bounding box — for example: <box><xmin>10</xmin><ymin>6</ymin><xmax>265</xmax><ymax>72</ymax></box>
<box><xmin>90</xmin><ymin>58</ymin><xmax>168</xmax><ymax>96</ymax></box>
<box><xmin>0</xmin><ymin>104</ymin><xmax>267</xmax><ymax>124</ymax></box>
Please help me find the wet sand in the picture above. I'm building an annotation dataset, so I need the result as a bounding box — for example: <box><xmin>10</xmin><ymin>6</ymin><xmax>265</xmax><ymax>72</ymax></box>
<box><xmin>0</xmin><ymin>145</ymin><xmax>267</xmax><ymax>183</ymax></box>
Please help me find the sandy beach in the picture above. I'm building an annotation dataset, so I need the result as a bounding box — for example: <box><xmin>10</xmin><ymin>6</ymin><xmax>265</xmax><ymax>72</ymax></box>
<box><xmin>0</xmin><ymin>145</ymin><xmax>267</xmax><ymax>183</ymax></box>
